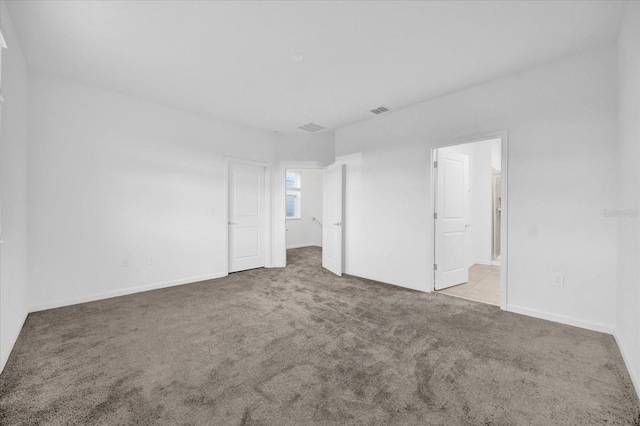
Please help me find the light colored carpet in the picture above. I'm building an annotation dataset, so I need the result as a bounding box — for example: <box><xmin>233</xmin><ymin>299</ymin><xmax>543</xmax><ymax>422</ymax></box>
<box><xmin>1</xmin><ymin>246</ymin><xmax>638</xmax><ymax>425</ymax></box>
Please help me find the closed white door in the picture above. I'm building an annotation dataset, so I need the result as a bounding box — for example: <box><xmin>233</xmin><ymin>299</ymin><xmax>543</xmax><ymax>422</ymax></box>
<box><xmin>435</xmin><ymin>150</ymin><xmax>470</xmax><ymax>290</ymax></box>
<box><xmin>228</xmin><ymin>162</ymin><xmax>265</xmax><ymax>273</ymax></box>
<box><xmin>322</xmin><ymin>163</ymin><xmax>344</xmax><ymax>276</ymax></box>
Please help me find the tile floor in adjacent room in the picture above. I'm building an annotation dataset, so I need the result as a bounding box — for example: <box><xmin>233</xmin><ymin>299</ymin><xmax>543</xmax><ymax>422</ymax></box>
<box><xmin>438</xmin><ymin>264</ymin><xmax>501</xmax><ymax>306</ymax></box>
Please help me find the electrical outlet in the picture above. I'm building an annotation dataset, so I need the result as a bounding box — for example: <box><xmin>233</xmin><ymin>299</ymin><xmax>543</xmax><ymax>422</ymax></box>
<box><xmin>121</xmin><ymin>259</ymin><xmax>129</xmax><ymax>268</ymax></box>
<box><xmin>147</xmin><ymin>254</ymin><xmax>155</xmax><ymax>265</ymax></box>
<box><xmin>551</xmin><ymin>272</ymin><xmax>564</xmax><ymax>287</ymax></box>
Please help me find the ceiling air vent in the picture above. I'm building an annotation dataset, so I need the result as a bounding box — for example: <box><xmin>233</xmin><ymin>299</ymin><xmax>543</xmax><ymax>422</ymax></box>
<box><xmin>370</xmin><ymin>106</ymin><xmax>390</xmax><ymax>115</ymax></box>
<box><xmin>298</xmin><ymin>123</ymin><xmax>325</xmax><ymax>133</ymax></box>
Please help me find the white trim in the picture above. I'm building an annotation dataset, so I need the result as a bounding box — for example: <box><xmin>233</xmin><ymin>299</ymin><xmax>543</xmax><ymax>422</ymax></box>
<box><xmin>225</xmin><ymin>157</ymin><xmax>272</xmax><ymax>271</ymax></box>
<box><xmin>286</xmin><ymin>243</ymin><xmax>321</xmax><ymax>249</ymax></box>
<box><xmin>0</xmin><ymin>310</ymin><xmax>28</xmax><ymax>374</ymax></box>
<box><xmin>507</xmin><ymin>304</ymin><xmax>615</xmax><ymax>335</ymax></box>
<box><xmin>500</xmin><ymin>134</ymin><xmax>509</xmax><ymax>311</ymax></box>
<box><xmin>429</xmin><ymin>130</ymin><xmax>509</xmax><ymax>312</ymax></box>
<box><xmin>0</xmin><ymin>30</ymin><xmax>7</xmax><ymax>49</ymax></box>
<box><xmin>614</xmin><ymin>332</ymin><xmax>640</xmax><ymax>399</ymax></box>
<box><xmin>29</xmin><ymin>272</ymin><xmax>227</xmax><ymax>313</ymax></box>
<box><xmin>224</xmin><ymin>158</ymin><xmax>229</xmax><ymax>272</ymax></box>
<box><xmin>428</xmin><ymin>149</ymin><xmax>436</xmax><ymax>293</ymax></box>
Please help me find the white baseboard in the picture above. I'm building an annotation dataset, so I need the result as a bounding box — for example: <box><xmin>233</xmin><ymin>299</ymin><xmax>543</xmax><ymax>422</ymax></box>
<box><xmin>506</xmin><ymin>304</ymin><xmax>614</xmax><ymax>335</ymax></box>
<box><xmin>286</xmin><ymin>244</ymin><xmax>322</xmax><ymax>249</ymax></box>
<box><xmin>491</xmin><ymin>260</ymin><xmax>501</xmax><ymax>266</ymax></box>
<box><xmin>614</xmin><ymin>332</ymin><xmax>640</xmax><ymax>399</ymax></box>
<box><xmin>29</xmin><ymin>272</ymin><xmax>227</xmax><ymax>313</ymax></box>
<box><xmin>0</xmin><ymin>309</ymin><xmax>28</xmax><ymax>374</ymax></box>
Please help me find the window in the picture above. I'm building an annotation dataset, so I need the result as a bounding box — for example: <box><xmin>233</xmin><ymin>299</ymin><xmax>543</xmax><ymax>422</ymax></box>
<box><xmin>286</xmin><ymin>172</ymin><xmax>301</xmax><ymax>219</ymax></box>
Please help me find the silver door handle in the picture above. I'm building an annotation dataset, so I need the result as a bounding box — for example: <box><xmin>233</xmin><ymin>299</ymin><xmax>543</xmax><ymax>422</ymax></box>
<box><xmin>333</xmin><ymin>222</ymin><xmax>342</xmax><ymax>226</ymax></box>
<box><xmin>465</xmin><ymin>223</ymin><xmax>471</xmax><ymax>228</ymax></box>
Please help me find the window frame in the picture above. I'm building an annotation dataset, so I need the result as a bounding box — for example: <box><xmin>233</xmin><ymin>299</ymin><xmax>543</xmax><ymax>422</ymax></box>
<box><xmin>285</xmin><ymin>172</ymin><xmax>302</xmax><ymax>220</ymax></box>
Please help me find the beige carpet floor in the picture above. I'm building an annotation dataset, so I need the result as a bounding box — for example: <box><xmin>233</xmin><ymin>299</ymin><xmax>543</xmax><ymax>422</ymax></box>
<box><xmin>1</xmin><ymin>247</ymin><xmax>638</xmax><ymax>425</ymax></box>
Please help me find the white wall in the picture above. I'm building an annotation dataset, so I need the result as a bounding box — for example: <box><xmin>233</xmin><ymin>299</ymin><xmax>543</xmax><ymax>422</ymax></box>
<box><xmin>285</xmin><ymin>168</ymin><xmax>323</xmax><ymax>249</ymax></box>
<box><xmin>0</xmin><ymin>2</ymin><xmax>29</xmax><ymax>372</ymax></box>
<box><xmin>478</xmin><ymin>139</ymin><xmax>502</xmax><ymax>264</ymax></box>
<box><xmin>275</xmin><ymin>133</ymin><xmax>335</xmax><ymax>166</ymax></box>
<box><xmin>335</xmin><ymin>45</ymin><xmax>618</xmax><ymax>333</ymax></box>
<box><xmin>615</xmin><ymin>1</ymin><xmax>640</xmax><ymax>396</ymax></box>
<box><xmin>469</xmin><ymin>141</ymin><xmax>492</xmax><ymax>266</ymax></box>
<box><xmin>27</xmin><ymin>72</ymin><xmax>280</xmax><ymax>311</ymax></box>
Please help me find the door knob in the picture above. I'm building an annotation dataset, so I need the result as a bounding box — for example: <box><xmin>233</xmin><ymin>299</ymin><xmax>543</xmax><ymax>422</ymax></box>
<box><xmin>333</xmin><ymin>222</ymin><xmax>342</xmax><ymax>226</ymax></box>
<box><xmin>465</xmin><ymin>223</ymin><xmax>471</xmax><ymax>228</ymax></box>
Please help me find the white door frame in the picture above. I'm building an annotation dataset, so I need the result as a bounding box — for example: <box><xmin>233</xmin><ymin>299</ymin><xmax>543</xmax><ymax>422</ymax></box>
<box><xmin>429</xmin><ymin>130</ymin><xmax>509</xmax><ymax>310</ymax></box>
<box><xmin>277</xmin><ymin>161</ymin><xmax>324</xmax><ymax>267</ymax></box>
<box><xmin>224</xmin><ymin>157</ymin><xmax>272</xmax><ymax>274</ymax></box>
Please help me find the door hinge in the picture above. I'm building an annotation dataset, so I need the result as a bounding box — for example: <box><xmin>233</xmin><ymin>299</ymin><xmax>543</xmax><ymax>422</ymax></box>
<box><xmin>433</xmin><ymin>264</ymin><xmax>438</xmax><ymax>270</ymax></box>
<box><xmin>433</xmin><ymin>161</ymin><xmax>438</xmax><ymax>168</ymax></box>
<box><xmin>433</xmin><ymin>212</ymin><xmax>438</xmax><ymax>219</ymax></box>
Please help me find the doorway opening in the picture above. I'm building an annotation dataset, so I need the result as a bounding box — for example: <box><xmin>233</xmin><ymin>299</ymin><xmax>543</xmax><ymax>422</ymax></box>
<box><xmin>285</xmin><ymin>168</ymin><xmax>323</xmax><ymax>265</ymax></box>
<box><xmin>432</xmin><ymin>136</ymin><xmax>507</xmax><ymax>307</ymax></box>
<box><xmin>280</xmin><ymin>162</ymin><xmax>344</xmax><ymax>276</ymax></box>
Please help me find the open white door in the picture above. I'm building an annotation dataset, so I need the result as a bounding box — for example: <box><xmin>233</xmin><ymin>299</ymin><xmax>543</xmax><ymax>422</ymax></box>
<box><xmin>435</xmin><ymin>150</ymin><xmax>470</xmax><ymax>290</ymax></box>
<box><xmin>228</xmin><ymin>162</ymin><xmax>265</xmax><ymax>273</ymax></box>
<box><xmin>322</xmin><ymin>163</ymin><xmax>344</xmax><ymax>276</ymax></box>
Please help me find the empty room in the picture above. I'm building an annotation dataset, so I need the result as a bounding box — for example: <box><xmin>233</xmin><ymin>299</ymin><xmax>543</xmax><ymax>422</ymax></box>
<box><xmin>0</xmin><ymin>1</ymin><xmax>639</xmax><ymax>425</ymax></box>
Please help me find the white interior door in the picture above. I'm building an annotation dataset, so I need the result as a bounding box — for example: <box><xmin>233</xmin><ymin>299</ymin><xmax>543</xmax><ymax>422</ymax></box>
<box><xmin>228</xmin><ymin>162</ymin><xmax>265</xmax><ymax>273</ymax></box>
<box><xmin>435</xmin><ymin>150</ymin><xmax>470</xmax><ymax>290</ymax></box>
<box><xmin>322</xmin><ymin>163</ymin><xmax>344</xmax><ymax>276</ymax></box>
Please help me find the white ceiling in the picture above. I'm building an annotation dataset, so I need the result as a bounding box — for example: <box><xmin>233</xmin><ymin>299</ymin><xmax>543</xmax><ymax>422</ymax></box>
<box><xmin>6</xmin><ymin>0</ymin><xmax>627</xmax><ymax>134</ymax></box>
